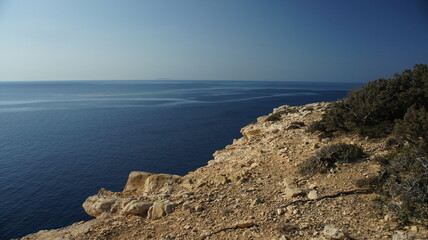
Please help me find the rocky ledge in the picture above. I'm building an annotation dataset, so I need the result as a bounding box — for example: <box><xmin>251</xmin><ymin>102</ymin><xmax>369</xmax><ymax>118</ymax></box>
<box><xmin>19</xmin><ymin>102</ymin><xmax>427</xmax><ymax>240</ymax></box>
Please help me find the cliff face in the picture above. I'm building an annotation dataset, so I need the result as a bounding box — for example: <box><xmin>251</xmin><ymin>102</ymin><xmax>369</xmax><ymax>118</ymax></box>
<box><xmin>19</xmin><ymin>102</ymin><xmax>427</xmax><ymax>240</ymax></box>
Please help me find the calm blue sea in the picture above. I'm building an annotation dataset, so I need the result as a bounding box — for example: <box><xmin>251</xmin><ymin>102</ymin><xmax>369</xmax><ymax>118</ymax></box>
<box><xmin>0</xmin><ymin>80</ymin><xmax>361</xmax><ymax>239</ymax></box>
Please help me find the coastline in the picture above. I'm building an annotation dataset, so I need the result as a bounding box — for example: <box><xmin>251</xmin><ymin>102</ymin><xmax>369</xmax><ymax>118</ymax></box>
<box><xmin>18</xmin><ymin>102</ymin><xmax>427</xmax><ymax>240</ymax></box>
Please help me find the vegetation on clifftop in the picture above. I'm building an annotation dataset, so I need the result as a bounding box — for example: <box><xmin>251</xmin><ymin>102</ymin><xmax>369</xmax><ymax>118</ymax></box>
<box><xmin>309</xmin><ymin>64</ymin><xmax>428</xmax><ymax>140</ymax></box>
<box><xmin>378</xmin><ymin>145</ymin><xmax>428</xmax><ymax>225</ymax></box>
<box><xmin>308</xmin><ymin>64</ymin><xmax>428</xmax><ymax>225</ymax></box>
<box><xmin>298</xmin><ymin>143</ymin><xmax>364</xmax><ymax>177</ymax></box>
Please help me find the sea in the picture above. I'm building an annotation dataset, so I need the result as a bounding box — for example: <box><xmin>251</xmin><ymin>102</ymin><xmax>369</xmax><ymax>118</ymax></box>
<box><xmin>0</xmin><ymin>80</ymin><xmax>362</xmax><ymax>239</ymax></box>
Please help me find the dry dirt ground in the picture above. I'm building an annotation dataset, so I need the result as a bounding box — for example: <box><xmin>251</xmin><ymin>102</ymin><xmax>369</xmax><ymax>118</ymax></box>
<box><xmin>19</xmin><ymin>102</ymin><xmax>428</xmax><ymax>240</ymax></box>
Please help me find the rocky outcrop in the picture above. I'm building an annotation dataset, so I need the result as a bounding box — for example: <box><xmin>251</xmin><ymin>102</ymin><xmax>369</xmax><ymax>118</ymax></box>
<box><xmin>147</xmin><ymin>200</ymin><xmax>177</xmax><ymax>219</ymax></box>
<box><xmin>322</xmin><ymin>225</ymin><xmax>349</xmax><ymax>240</ymax></box>
<box><xmin>19</xmin><ymin>102</ymin><xmax>428</xmax><ymax>240</ymax></box>
<box><xmin>83</xmin><ymin>173</ymin><xmax>181</xmax><ymax>218</ymax></box>
<box><xmin>144</xmin><ymin>173</ymin><xmax>181</xmax><ymax>194</ymax></box>
<box><xmin>121</xmin><ymin>200</ymin><xmax>152</xmax><ymax>215</ymax></box>
<box><xmin>283</xmin><ymin>177</ymin><xmax>306</xmax><ymax>198</ymax></box>
<box><xmin>82</xmin><ymin>195</ymin><xmax>117</xmax><ymax>217</ymax></box>
<box><xmin>123</xmin><ymin>171</ymin><xmax>152</xmax><ymax>193</ymax></box>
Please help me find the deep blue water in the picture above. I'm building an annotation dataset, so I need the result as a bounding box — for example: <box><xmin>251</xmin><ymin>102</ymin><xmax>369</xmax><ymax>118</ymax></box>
<box><xmin>0</xmin><ymin>80</ymin><xmax>361</xmax><ymax>239</ymax></box>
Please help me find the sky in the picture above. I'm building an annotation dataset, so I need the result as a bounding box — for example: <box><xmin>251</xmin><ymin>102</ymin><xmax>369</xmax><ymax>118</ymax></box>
<box><xmin>0</xmin><ymin>0</ymin><xmax>427</xmax><ymax>82</ymax></box>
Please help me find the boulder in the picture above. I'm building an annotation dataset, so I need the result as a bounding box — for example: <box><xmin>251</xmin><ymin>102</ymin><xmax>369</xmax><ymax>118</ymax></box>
<box><xmin>144</xmin><ymin>174</ymin><xmax>181</xmax><ymax>194</ymax></box>
<box><xmin>213</xmin><ymin>175</ymin><xmax>229</xmax><ymax>185</ymax></box>
<box><xmin>392</xmin><ymin>234</ymin><xmax>412</xmax><ymax>240</ymax></box>
<box><xmin>123</xmin><ymin>171</ymin><xmax>152</xmax><ymax>192</ymax></box>
<box><xmin>147</xmin><ymin>200</ymin><xmax>177</xmax><ymax>219</ymax></box>
<box><xmin>283</xmin><ymin>178</ymin><xmax>306</xmax><ymax>198</ymax></box>
<box><xmin>82</xmin><ymin>196</ymin><xmax>117</xmax><ymax>217</ymax></box>
<box><xmin>121</xmin><ymin>200</ymin><xmax>152</xmax><ymax>216</ymax></box>
<box><xmin>322</xmin><ymin>225</ymin><xmax>349</xmax><ymax>240</ymax></box>
<box><xmin>308</xmin><ymin>190</ymin><xmax>319</xmax><ymax>200</ymax></box>
<box><xmin>179</xmin><ymin>176</ymin><xmax>195</xmax><ymax>190</ymax></box>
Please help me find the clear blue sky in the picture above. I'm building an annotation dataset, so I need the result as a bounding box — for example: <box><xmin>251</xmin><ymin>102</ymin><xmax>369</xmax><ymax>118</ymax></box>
<box><xmin>0</xmin><ymin>0</ymin><xmax>427</xmax><ymax>82</ymax></box>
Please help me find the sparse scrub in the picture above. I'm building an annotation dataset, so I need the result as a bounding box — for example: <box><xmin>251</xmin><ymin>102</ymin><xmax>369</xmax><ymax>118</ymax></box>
<box><xmin>306</xmin><ymin>64</ymin><xmax>428</xmax><ymax>225</ymax></box>
<box><xmin>265</xmin><ymin>112</ymin><xmax>282</xmax><ymax>122</ymax></box>
<box><xmin>307</xmin><ymin>121</ymin><xmax>326</xmax><ymax>133</ymax></box>
<box><xmin>384</xmin><ymin>137</ymin><xmax>399</xmax><ymax>150</ymax></box>
<box><xmin>394</xmin><ymin>105</ymin><xmax>428</xmax><ymax>144</ymax></box>
<box><xmin>287</xmin><ymin>121</ymin><xmax>305</xmax><ymax>130</ymax></box>
<box><xmin>375</xmin><ymin>145</ymin><xmax>428</xmax><ymax>224</ymax></box>
<box><xmin>303</xmin><ymin>65</ymin><xmax>428</xmax><ymax>225</ymax></box>
<box><xmin>298</xmin><ymin>156</ymin><xmax>327</xmax><ymax>177</ymax></box>
<box><xmin>355</xmin><ymin>176</ymin><xmax>381</xmax><ymax>189</ymax></box>
<box><xmin>298</xmin><ymin>143</ymin><xmax>364</xmax><ymax>177</ymax></box>
<box><xmin>309</xmin><ymin>64</ymin><xmax>428</xmax><ymax>138</ymax></box>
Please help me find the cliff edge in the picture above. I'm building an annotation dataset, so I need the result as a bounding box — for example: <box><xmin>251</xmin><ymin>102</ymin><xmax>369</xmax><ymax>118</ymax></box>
<box><xmin>18</xmin><ymin>102</ymin><xmax>428</xmax><ymax>240</ymax></box>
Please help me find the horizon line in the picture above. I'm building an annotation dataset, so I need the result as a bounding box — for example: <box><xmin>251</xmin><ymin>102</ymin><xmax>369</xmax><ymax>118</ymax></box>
<box><xmin>0</xmin><ymin>79</ymin><xmax>367</xmax><ymax>83</ymax></box>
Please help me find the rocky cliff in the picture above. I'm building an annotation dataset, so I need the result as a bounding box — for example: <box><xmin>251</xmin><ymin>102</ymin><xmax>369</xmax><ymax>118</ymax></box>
<box><xmin>19</xmin><ymin>102</ymin><xmax>427</xmax><ymax>240</ymax></box>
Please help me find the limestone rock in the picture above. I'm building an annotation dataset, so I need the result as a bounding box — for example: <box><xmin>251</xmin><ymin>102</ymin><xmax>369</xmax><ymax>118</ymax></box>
<box><xmin>322</xmin><ymin>225</ymin><xmax>349</xmax><ymax>240</ymax></box>
<box><xmin>233</xmin><ymin>220</ymin><xmax>256</xmax><ymax>228</ymax></box>
<box><xmin>392</xmin><ymin>234</ymin><xmax>413</xmax><ymax>240</ymax></box>
<box><xmin>321</xmin><ymin>138</ymin><xmax>332</xmax><ymax>143</ymax></box>
<box><xmin>144</xmin><ymin>174</ymin><xmax>181</xmax><ymax>194</ymax></box>
<box><xmin>147</xmin><ymin>200</ymin><xmax>177</xmax><ymax>219</ymax></box>
<box><xmin>273</xmin><ymin>105</ymin><xmax>291</xmax><ymax>114</ymax></box>
<box><xmin>82</xmin><ymin>196</ymin><xmax>117</xmax><ymax>217</ymax></box>
<box><xmin>308</xmin><ymin>190</ymin><xmax>319</xmax><ymax>200</ymax></box>
<box><xmin>123</xmin><ymin>171</ymin><xmax>152</xmax><ymax>192</ymax></box>
<box><xmin>213</xmin><ymin>175</ymin><xmax>229</xmax><ymax>185</ymax></box>
<box><xmin>180</xmin><ymin>176</ymin><xmax>195</xmax><ymax>190</ymax></box>
<box><xmin>121</xmin><ymin>200</ymin><xmax>152</xmax><ymax>216</ymax></box>
<box><xmin>20</xmin><ymin>220</ymin><xmax>97</xmax><ymax>240</ymax></box>
<box><xmin>283</xmin><ymin>177</ymin><xmax>306</xmax><ymax>198</ymax></box>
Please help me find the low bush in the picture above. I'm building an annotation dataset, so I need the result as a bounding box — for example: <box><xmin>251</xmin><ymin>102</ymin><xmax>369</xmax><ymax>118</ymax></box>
<box><xmin>265</xmin><ymin>112</ymin><xmax>282</xmax><ymax>122</ymax></box>
<box><xmin>355</xmin><ymin>175</ymin><xmax>381</xmax><ymax>189</ymax></box>
<box><xmin>298</xmin><ymin>143</ymin><xmax>364</xmax><ymax>177</ymax></box>
<box><xmin>287</xmin><ymin>121</ymin><xmax>305</xmax><ymax>130</ymax></box>
<box><xmin>298</xmin><ymin>156</ymin><xmax>326</xmax><ymax>177</ymax></box>
<box><xmin>376</xmin><ymin>145</ymin><xmax>428</xmax><ymax>224</ymax></box>
<box><xmin>307</xmin><ymin>121</ymin><xmax>326</xmax><ymax>133</ymax></box>
<box><xmin>309</xmin><ymin>64</ymin><xmax>428</xmax><ymax>138</ymax></box>
<box><xmin>303</xmin><ymin>64</ymin><xmax>428</xmax><ymax>224</ymax></box>
<box><xmin>394</xmin><ymin>106</ymin><xmax>428</xmax><ymax>144</ymax></box>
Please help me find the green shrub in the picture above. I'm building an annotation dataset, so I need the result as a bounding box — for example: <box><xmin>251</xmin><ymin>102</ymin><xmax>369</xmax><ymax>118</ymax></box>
<box><xmin>316</xmin><ymin>143</ymin><xmax>364</xmax><ymax>164</ymax></box>
<box><xmin>303</xmin><ymin>64</ymin><xmax>428</xmax><ymax>225</ymax></box>
<box><xmin>376</xmin><ymin>145</ymin><xmax>428</xmax><ymax>224</ymax></box>
<box><xmin>298</xmin><ymin>143</ymin><xmax>364</xmax><ymax>177</ymax></box>
<box><xmin>307</xmin><ymin>121</ymin><xmax>326</xmax><ymax>133</ymax></box>
<box><xmin>287</xmin><ymin>121</ymin><xmax>305</xmax><ymax>130</ymax></box>
<box><xmin>394</xmin><ymin>106</ymin><xmax>428</xmax><ymax>144</ymax></box>
<box><xmin>310</xmin><ymin>64</ymin><xmax>428</xmax><ymax>137</ymax></box>
<box><xmin>355</xmin><ymin>175</ymin><xmax>381</xmax><ymax>189</ymax></box>
<box><xmin>298</xmin><ymin>156</ymin><xmax>327</xmax><ymax>177</ymax></box>
<box><xmin>265</xmin><ymin>112</ymin><xmax>282</xmax><ymax>122</ymax></box>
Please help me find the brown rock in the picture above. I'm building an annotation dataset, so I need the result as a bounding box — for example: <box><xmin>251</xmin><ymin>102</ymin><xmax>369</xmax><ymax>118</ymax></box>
<box><xmin>213</xmin><ymin>175</ymin><xmax>229</xmax><ymax>185</ymax></box>
<box><xmin>283</xmin><ymin>178</ymin><xmax>306</xmax><ymax>198</ymax></box>
<box><xmin>308</xmin><ymin>190</ymin><xmax>318</xmax><ymax>200</ymax></box>
<box><xmin>233</xmin><ymin>221</ymin><xmax>256</xmax><ymax>228</ymax></box>
<box><xmin>123</xmin><ymin>171</ymin><xmax>152</xmax><ymax>192</ymax></box>
<box><xmin>144</xmin><ymin>174</ymin><xmax>181</xmax><ymax>194</ymax></box>
<box><xmin>147</xmin><ymin>200</ymin><xmax>177</xmax><ymax>219</ymax></box>
<box><xmin>82</xmin><ymin>196</ymin><xmax>116</xmax><ymax>218</ymax></box>
<box><xmin>322</xmin><ymin>225</ymin><xmax>349</xmax><ymax>240</ymax></box>
<box><xmin>121</xmin><ymin>200</ymin><xmax>152</xmax><ymax>216</ymax></box>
